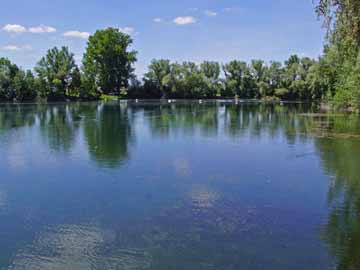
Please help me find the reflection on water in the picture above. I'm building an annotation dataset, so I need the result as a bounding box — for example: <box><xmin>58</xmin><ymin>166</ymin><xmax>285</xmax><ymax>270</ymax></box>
<box><xmin>316</xmin><ymin>135</ymin><xmax>360</xmax><ymax>269</ymax></box>
<box><xmin>189</xmin><ymin>185</ymin><xmax>221</xmax><ymax>209</ymax></box>
<box><xmin>0</xmin><ymin>101</ymin><xmax>360</xmax><ymax>269</ymax></box>
<box><xmin>38</xmin><ymin>104</ymin><xmax>82</xmax><ymax>153</ymax></box>
<box><xmin>83</xmin><ymin>103</ymin><xmax>133</xmax><ymax>168</ymax></box>
<box><xmin>9</xmin><ymin>224</ymin><xmax>151</xmax><ymax>270</ymax></box>
<box><xmin>0</xmin><ymin>189</ymin><xmax>7</xmax><ymax>211</ymax></box>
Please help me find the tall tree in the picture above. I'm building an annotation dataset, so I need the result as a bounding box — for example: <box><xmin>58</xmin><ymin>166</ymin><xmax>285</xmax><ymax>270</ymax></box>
<box><xmin>316</xmin><ymin>0</ymin><xmax>360</xmax><ymax>110</ymax></box>
<box><xmin>13</xmin><ymin>70</ymin><xmax>37</xmax><ymax>101</ymax></box>
<box><xmin>223</xmin><ymin>61</ymin><xmax>255</xmax><ymax>98</ymax></box>
<box><xmin>144</xmin><ymin>59</ymin><xmax>171</xmax><ymax>98</ymax></box>
<box><xmin>68</xmin><ymin>66</ymin><xmax>82</xmax><ymax>97</ymax></box>
<box><xmin>35</xmin><ymin>46</ymin><xmax>77</xmax><ymax>100</ymax></box>
<box><xmin>0</xmin><ymin>58</ymin><xmax>19</xmax><ymax>100</ymax></box>
<box><xmin>267</xmin><ymin>61</ymin><xmax>283</xmax><ymax>96</ymax></box>
<box><xmin>200</xmin><ymin>61</ymin><xmax>220</xmax><ymax>82</ymax></box>
<box><xmin>83</xmin><ymin>27</ymin><xmax>137</xmax><ymax>95</ymax></box>
<box><xmin>251</xmin><ymin>60</ymin><xmax>268</xmax><ymax>98</ymax></box>
<box><xmin>200</xmin><ymin>61</ymin><xmax>221</xmax><ymax>98</ymax></box>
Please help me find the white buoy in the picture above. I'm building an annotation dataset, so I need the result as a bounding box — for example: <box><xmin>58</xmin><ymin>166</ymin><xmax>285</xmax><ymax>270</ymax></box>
<box><xmin>168</xmin><ymin>99</ymin><xmax>172</xmax><ymax>103</ymax></box>
<box><xmin>135</xmin><ymin>99</ymin><xmax>139</xmax><ymax>103</ymax></box>
<box><xmin>199</xmin><ymin>99</ymin><xmax>203</xmax><ymax>104</ymax></box>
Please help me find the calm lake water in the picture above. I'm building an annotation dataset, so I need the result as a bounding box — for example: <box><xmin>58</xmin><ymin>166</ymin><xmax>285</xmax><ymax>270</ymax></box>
<box><xmin>0</xmin><ymin>101</ymin><xmax>359</xmax><ymax>270</ymax></box>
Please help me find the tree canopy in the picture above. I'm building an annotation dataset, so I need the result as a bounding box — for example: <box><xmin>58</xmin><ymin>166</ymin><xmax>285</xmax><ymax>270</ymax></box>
<box><xmin>316</xmin><ymin>0</ymin><xmax>360</xmax><ymax>110</ymax></box>
<box><xmin>35</xmin><ymin>46</ymin><xmax>77</xmax><ymax>100</ymax></box>
<box><xmin>83</xmin><ymin>28</ymin><xmax>137</xmax><ymax>95</ymax></box>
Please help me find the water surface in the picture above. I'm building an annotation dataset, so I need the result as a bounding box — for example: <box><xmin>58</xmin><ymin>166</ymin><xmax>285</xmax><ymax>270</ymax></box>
<box><xmin>0</xmin><ymin>101</ymin><xmax>359</xmax><ymax>270</ymax></box>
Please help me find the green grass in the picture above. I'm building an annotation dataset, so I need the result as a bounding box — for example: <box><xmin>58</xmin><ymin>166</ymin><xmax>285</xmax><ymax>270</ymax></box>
<box><xmin>100</xmin><ymin>94</ymin><xmax>119</xmax><ymax>101</ymax></box>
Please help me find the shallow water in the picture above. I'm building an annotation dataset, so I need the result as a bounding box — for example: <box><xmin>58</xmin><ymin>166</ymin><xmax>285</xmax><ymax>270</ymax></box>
<box><xmin>0</xmin><ymin>101</ymin><xmax>359</xmax><ymax>270</ymax></box>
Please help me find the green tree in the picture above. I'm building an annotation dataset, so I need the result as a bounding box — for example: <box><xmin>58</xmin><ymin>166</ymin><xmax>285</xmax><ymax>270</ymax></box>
<box><xmin>13</xmin><ymin>70</ymin><xmax>37</xmax><ymax>101</ymax></box>
<box><xmin>267</xmin><ymin>61</ymin><xmax>283</xmax><ymax>97</ymax></box>
<box><xmin>83</xmin><ymin>27</ymin><xmax>137</xmax><ymax>95</ymax></box>
<box><xmin>0</xmin><ymin>58</ymin><xmax>19</xmax><ymax>100</ymax></box>
<box><xmin>35</xmin><ymin>46</ymin><xmax>77</xmax><ymax>100</ymax></box>
<box><xmin>200</xmin><ymin>61</ymin><xmax>220</xmax><ymax>82</ymax></box>
<box><xmin>223</xmin><ymin>60</ymin><xmax>254</xmax><ymax>98</ymax></box>
<box><xmin>200</xmin><ymin>61</ymin><xmax>221</xmax><ymax>98</ymax></box>
<box><xmin>280</xmin><ymin>55</ymin><xmax>314</xmax><ymax>100</ymax></box>
<box><xmin>162</xmin><ymin>63</ymin><xmax>185</xmax><ymax>98</ymax></box>
<box><xmin>251</xmin><ymin>60</ymin><xmax>266</xmax><ymax>83</ymax></box>
<box><xmin>251</xmin><ymin>60</ymin><xmax>268</xmax><ymax>98</ymax></box>
<box><xmin>144</xmin><ymin>59</ymin><xmax>171</xmax><ymax>98</ymax></box>
<box><xmin>67</xmin><ymin>66</ymin><xmax>82</xmax><ymax>98</ymax></box>
<box><xmin>316</xmin><ymin>0</ymin><xmax>360</xmax><ymax>109</ymax></box>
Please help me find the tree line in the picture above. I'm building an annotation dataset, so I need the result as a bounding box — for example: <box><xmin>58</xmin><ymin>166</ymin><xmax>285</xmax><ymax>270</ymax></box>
<box><xmin>131</xmin><ymin>56</ymin><xmax>323</xmax><ymax>101</ymax></box>
<box><xmin>0</xmin><ymin>35</ymin><xmax>326</xmax><ymax>103</ymax></box>
<box><xmin>1</xmin><ymin>0</ymin><xmax>359</xmax><ymax>110</ymax></box>
<box><xmin>0</xmin><ymin>28</ymin><xmax>137</xmax><ymax>102</ymax></box>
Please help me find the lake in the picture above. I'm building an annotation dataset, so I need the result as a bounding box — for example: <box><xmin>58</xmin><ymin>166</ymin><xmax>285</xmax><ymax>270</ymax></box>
<box><xmin>0</xmin><ymin>101</ymin><xmax>359</xmax><ymax>270</ymax></box>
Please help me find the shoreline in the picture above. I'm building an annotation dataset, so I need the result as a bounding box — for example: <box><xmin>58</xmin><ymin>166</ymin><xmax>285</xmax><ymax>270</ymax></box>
<box><xmin>0</xmin><ymin>98</ymin><xmax>313</xmax><ymax>105</ymax></box>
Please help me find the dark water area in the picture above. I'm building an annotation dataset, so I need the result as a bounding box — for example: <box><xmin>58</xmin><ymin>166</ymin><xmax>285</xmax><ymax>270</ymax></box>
<box><xmin>0</xmin><ymin>101</ymin><xmax>359</xmax><ymax>270</ymax></box>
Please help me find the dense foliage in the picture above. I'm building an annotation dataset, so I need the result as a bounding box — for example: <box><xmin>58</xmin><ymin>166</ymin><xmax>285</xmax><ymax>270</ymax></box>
<box><xmin>0</xmin><ymin>58</ymin><xmax>36</xmax><ymax>101</ymax></box>
<box><xmin>315</xmin><ymin>0</ymin><xmax>360</xmax><ymax>111</ymax></box>
<box><xmin>130</xmin><ymin>56</ymin><xmax>323</xmax><ymax>100</ymax></box>
<box><xmin>0</xmin><ymin>28</ymin><xmax>137</xmax><ymax>102</ymax></box>
<box><xmin>83</xmin><ymin>28</ymin><xmax>137</xmax><ymax>95</ymax></box>
<box><xmin>35</xmin><ymin>47</ymin><xmax>78</xmax><ymax>101</ymax></box>
<box><xmin>0</xmin><ymin>53</ymin><xmax>325</xmax><ymax>102</ymax></box>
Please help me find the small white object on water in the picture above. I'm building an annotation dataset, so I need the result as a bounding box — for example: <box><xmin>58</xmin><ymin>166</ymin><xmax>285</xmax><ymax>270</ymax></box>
<box><xmin>168</xmin><ymin>99</ymin><xmax>172</xmax><ymax>103</ymax></box>
<box><xmin>199</xmin><ymin>100</ymin><xmax>203</xmax><ymax>104</ymax></box>
<box><xmin>135</xmin><ymin>99</ymin><xmax>139</xmax><ymax>103</ymax></box>
<box><xmin>280</xmin><ymin>101</ymin><xmax>284</xmax><ymax>106</ymax></box>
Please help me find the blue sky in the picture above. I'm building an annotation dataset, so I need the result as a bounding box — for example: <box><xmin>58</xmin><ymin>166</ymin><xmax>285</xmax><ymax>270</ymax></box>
<box><xmin>0</xmin><ymin>0</ymin><xmax>325</xmax><ymax>76</ymax></box>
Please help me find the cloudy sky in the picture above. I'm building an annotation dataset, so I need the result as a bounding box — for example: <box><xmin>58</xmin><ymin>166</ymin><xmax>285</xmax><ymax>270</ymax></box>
<box><xmin>0</xmin><ymin>0</ymin><xmax>325</xmax><ymax>75</ymax></box>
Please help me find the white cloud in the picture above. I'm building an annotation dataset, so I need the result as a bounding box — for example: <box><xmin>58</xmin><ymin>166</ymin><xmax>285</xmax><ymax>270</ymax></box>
<box><xmin>2</xmin><ymin>45</ymin><xmax>21</xmax><ymax>51</ymax></box>
<box><xmin>153</xmin><ymin>18</ymin><xmax>163</xmax><ymax>23</ymax></box>
<box><xmin>2</xmin><ymin>24</ymin><xmax>27</xmax><ymax>33</ymax></box>
<box><xmin>1</xmin><ymin>44</ymin><xmax>32</xmax><ymax>51</ymax></box>
<box><xmin>63</xmin><ymin>30</ymin><xmax>90</xmax><ymax>39</ymax></box>
<box><xmin>2</xmin><ymin>24</ymin><xmax>57</xmax><ymax>34</ymax></box>
<box><xmin>173</xmin><ymin>16</ymin><xmax>197</xmax><ymax>25</ymax></box>
<box><xmin>205</xmin><ymin>10</ymin><xmax>217</xmax><ymax>17</ymax></box>
<box><xmin>118</xmin><ymin>27</ymin><xmax>136</xmax><ymax>35</ymax></box>
<box><xmin>188</xmin><ymin>8</ymin><xmax>199</xmax><ymax>12</ymax></box>
<box><xmin>223</xmin><ymin>7</ymin><xmax>242</xmax><ymax>13</ymax></box>
<box><xmin>29</xmin><ymin>25</ymin><xmax>56</xmax><ymax>33</ymax></box>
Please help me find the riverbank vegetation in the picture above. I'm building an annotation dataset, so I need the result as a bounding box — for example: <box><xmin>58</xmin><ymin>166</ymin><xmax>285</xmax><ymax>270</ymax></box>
<box><xmin>0</xmin><ymin>1</ymin><xmax>359</xmax><ymax>111</ymax></box>
<box><xmin>0</xmin><ymin>38</ymin><xmax>325</xmax><ymax>103</ymax></box>
<box><xmin>131</xmin><ymin>56</ymin><xmax>323</xmax><ymax>101</ymax></box>
<box><xmin>315</xmin><ymin>0</ymin><xmax>360</xmax><ymax>111</ymax></box>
